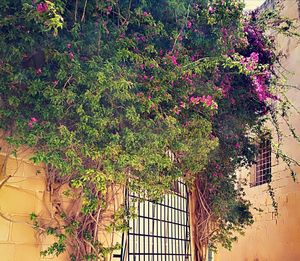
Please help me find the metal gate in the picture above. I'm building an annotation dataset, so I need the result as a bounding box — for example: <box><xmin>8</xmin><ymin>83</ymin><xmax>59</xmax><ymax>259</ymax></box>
<box><xmin>119</xmin><ymin>180</ymin><xmax>192</xmax><ymax>261</ymax></box>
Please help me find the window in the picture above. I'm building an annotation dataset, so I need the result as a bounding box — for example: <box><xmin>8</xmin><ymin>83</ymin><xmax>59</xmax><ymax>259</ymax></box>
<box><xmin>252</xmin><ymin>136</ymin><xmax>272</xmax><ymax>186</ymax></box>
<box><xmin>118</xmin><ymin>180</ymin><xmax>192</xmax><ymax>261</ymax></box>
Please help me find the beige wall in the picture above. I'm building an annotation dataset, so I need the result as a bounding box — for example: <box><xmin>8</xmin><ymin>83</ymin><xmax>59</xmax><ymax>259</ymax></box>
<box><xmin>0</xmin><ymin>138</ymin><xmax>123</xmax><ymax>261</ymax></box>
<box><xmin>216</xmin><ymin>1</ymin><xmax>300</xmax><ymax>260</ymax></box>
<box><xmin>0</xmin><ymin>139</ymin><xmax>69</xmax><ymax>260</ymax></box>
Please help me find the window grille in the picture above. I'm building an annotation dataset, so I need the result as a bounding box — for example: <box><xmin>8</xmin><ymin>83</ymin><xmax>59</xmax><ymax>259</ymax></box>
<box><xmin>118</xmin><ymin>180</ymin><xmax>192</xmax><ymax>261</ymax></box>
<box><xmin>253</xmin><ymin>137</ymin><xmax>272</xmax><ymax>186</ymax></box>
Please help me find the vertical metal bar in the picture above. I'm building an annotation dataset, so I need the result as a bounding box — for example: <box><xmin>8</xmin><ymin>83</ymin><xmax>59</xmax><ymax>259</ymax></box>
<box><xmin>152</xmin><ymin>203</ymin><xmax>156</xmax><ymax>261</ymax></box>
<box><xmin>133</xmin><ymin>193</ymin><xmax>136</xmax><ymax>261</ymax></box>
<box><xmin>127</xmin><ymin>188</ymin><xmax>130</xmax><ymax>261</ymax></box>
<box><xmin>179</xmin><ymin>182</ymin><xmax>183</xmax><ymax>261</ymax></box>
<box><xmin>166</xmin><ymin>194</ymin><xmax>169</xmax><ymax>261</ymax></box>
<box><xmin>184</xmin><ymin>184</ymin><xmax>190</xmax><ymax>260</ymax></box>
<box><xmin>138</xmin><ymin>198</ymin><xmax>140</xmax><ymax>260</ymax></box>
<box><xmin>143</xmin><ymin>195</ymin><xmax>146</xmax><ymax>261</ymax></box>
<box><xmin>148</xmin><ymin>200</ymin><xmax>150</xmax><ymax>261</ymax></box>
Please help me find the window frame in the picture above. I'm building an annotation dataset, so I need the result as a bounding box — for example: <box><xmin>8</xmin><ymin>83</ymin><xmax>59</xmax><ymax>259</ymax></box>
<box><xmin>250</xmin><ymin>135</ymin><xmax>272</xmax><ymax>187</ymax></box>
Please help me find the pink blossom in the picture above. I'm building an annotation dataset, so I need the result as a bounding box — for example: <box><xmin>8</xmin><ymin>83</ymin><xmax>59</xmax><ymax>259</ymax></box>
<box><xmin>173</xmin><ymin>106</ymin><xmax>181</xmax><ymax>115</ymax></box>
<box><xmin>200</xmin><ymin>95</ymin><xmax>213</xmax><ymax>106</ymax></box>
<box><xmin>36</xmin><ymin>68</ymin><xmax>42</xmax><ymax>75</ymax></box>
<box><xmin>221</xmin><ymin>27</ymin><xmax>228</xmax><ymax>37</ymax></box>
<box><xmin>137</xmin><ymin>35</ymin><xmax>146</xmax><ymax>42</ymax></box>
<box><xmin>107</xmin><ymin>6</ymin><xmax>112</xmax><ymax>14</ymax></box>
<box><xmin>199</xmin><ymin>95</ymin><xmax>218</xmax><ymax>110</ymax></box>
<box><xmin>252</xmin><ymin>75</ymin><xmax>267</xmax><ymax>101</ymax></box>
<box><xmin>241</xmin><ymin>52</ymin><xmax>259</xmax><ymax>72</ymax></box>
<box><xmin>235</xmin><ymin>143</ymin><xmax>241</xmax><ymax>149</ymax></box>
<box><xmin>143</xmin><ymin>11</ymin><xmax>150</xmax><ymax>17</ymax></box>
<box><xmin>250</xmin><ymin>52</ymin><xmax>259</xmax><ymax>63</ymax></box>
<box><xmin>187</xmin><ymin>21</ymin><xmax>192</xmax><ymax>29</ymax></box>
<box><xmin>66</xmin><ymin>43</ymin><xmax>71</xmax><ymax>49</ymax></box>
<box><xmin>140</xmin><ymin>64</ymin><xmax>145</xmax><ymax>70</ymax></box>
<box><xmin>36</xmin><ymin>2</ymin><xmax>48</xmax><ymax>13</ymax></box>
<box><xmin>69</xmin><ymin>52</ymin><xmax>74</xmax><ymax>60</ymax></box>
<box><xmin>171</xmin><ymin>55</ymin><xmax>178</xmax><ymax>66</ymax></box>
<box><xmin>179</xmin><ymin>101</ymin><xmax>186</xmax><ymax>108</ymax></box>
<box><xmin>28</xmin><ymin>117</ymin><xmax>38</xmax><ymax>128</ymax></box>
<box><xmin>208</xmin><ymin>6</ymin><xmax>215</xmax><ymax>14</ymax></box>
<box><xmin>190</xmin><ymin>96</ymin><xmax>201</xmax><ymax>105</ymax></box>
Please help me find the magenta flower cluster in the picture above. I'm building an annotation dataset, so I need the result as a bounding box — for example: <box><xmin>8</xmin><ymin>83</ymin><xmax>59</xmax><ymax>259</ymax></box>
<box><xmin>241</xmin><ymin>52</ymin><xmax>259</xmax><ymax>71</ymax></box>
<box><xmin>28</xmin><ymin>117</ymin><xmax>38</xmax><ymax>128</ymax></box>
<box><xmin>36</xmin><ymin>2</ymin><xmax>48</xmax><ymax>13</ymax></box>
<box><xmin>190</xmin><ymin>95</ymin><xmax>218</xmax><ymax>110</ymax></box>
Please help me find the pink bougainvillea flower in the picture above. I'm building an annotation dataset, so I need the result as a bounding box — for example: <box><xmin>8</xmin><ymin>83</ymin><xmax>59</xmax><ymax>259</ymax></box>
<box><xmin>235</xmin><ymin>143</ymin><xmax>241</xmax><ymax>149</ymax></box>
<box><xmin>190</xmin><ymin>96</ymin><xmax>201</xmax><ymax>105</ymax></box>
<box><xmin>208</xmin><ymin>6</ymin><xmax>215</xmax><ymax>14</ymax></box>
<box><xmin>35</xmin><ymin>68</ymin><xmax>42</xmax><ymax>75</ymax></box>
<box><xmin>173</xmin><ymin>106</ymin><xmax>181</xmax><ymax>115</ymax></box>
<box><xmin>252</xmin><ymin>75</ymin><xmax>268</xmax><ymax>101</ymax></box>
<box><xmin>171</xmin><ymin>55</ymin><xmax>178</xmax><ymax>66</ymax></box>
<box><xmin>66</xmin><ymin>43</ymin><xmax>71</xmax><ymax>49</ymax></box>
<box><xmin>241</xmin><ymin>52</ymin><xmax>259</xmax><ymax>71</ymax></box>
<box><xmin>36</xmin><ymin>2</ymin><xmax>48</xmax><ymax>13</ymax></box>
<box><xmin>179</xmin><ymin>101</ymin><xmax>186</xmax><ymax>108</ymax></box>
<box><xmin>200</xmin><ymin>95</ymin><xmax>213</xmax><ymax>106</ymax></box>
<box><xmin>221</xmin><ymin>27</ymin><xmax>228</xmax><ymax>37</ymax></box>
<box><xmin>196</xmin><ymin>95</ymin><xmax>218</xmax><ymax>110</ymax></box>
<box><xmin>187</xmin><ymin>20</ymin><xmax>192</xmax><ymax>29</ymax></box>
<box><xmin>143</xmin><ymin>11</ymin><xmax>150</xmax><ymax>17</ymax></box>
<box><xmin>28</xmin><ymin>117</ymin><xmax>38</xmax><ymax>128</ymax></box>
<box><xmin>107</xmin><ymin>6</ymin><xmax>112</xmax><ymax>14</ymax></box>
<box><xmin>250</xmin><ymin>52</ymin><xmax>259</xmax><ymax>63</ymax></box>
<box><xmin>69</xmin><ymin>52</ymin><xmax>74</xmax><ymax>60</ymax></box>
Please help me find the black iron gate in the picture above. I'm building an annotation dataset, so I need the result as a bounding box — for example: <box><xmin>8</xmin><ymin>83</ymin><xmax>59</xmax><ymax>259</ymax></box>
<box><xmin>119</xmin><ymin>180</ymin><xmax>192</xmax><ymax>261</ymax></box>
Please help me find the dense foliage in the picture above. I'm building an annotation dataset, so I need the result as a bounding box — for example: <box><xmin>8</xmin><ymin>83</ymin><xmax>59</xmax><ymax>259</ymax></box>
<box><xmin>0</xmin><ymin>0</ymin><xmax>298</xmax><ymax>260</ymax></box>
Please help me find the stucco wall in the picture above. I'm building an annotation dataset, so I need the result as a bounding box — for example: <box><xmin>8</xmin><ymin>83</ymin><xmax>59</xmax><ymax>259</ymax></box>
<box><xmin>0</xmin><ymin>138</ymin><xmax>123</xmax><ymax>261</ymax></box>
<box><xmin>216</xmin><ymin>1</ymin><xmax>300</xmax><ymax>260</ymax></box>
<box><xmin>0</xmin><ymin>140</ymin><xmax>70</xmax><ymax>260</ymax></box>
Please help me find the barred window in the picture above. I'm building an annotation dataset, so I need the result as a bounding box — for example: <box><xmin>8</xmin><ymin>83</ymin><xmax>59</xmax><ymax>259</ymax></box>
<box><xmin>117</xmin><ymin>179</ymin><xmax>192</xmax><ymax>261</ymax></box>
<box><xmin>252</xmin><ymin>137</ymin><xmax>272</xmax><ymax>186</ymax></box>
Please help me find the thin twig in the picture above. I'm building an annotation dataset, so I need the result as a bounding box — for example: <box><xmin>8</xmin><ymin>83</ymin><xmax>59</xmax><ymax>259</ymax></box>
<box><xmin>81</xmin><ymin>0</ymin><xmax>88</xmax><ymax>22</ymax></box>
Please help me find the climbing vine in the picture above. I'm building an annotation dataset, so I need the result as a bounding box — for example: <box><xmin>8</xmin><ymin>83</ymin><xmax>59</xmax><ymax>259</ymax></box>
<box><xmin>0</xmin><ymin>0</ymin><xmax>299</xmax><ymax>260</ymax></box>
